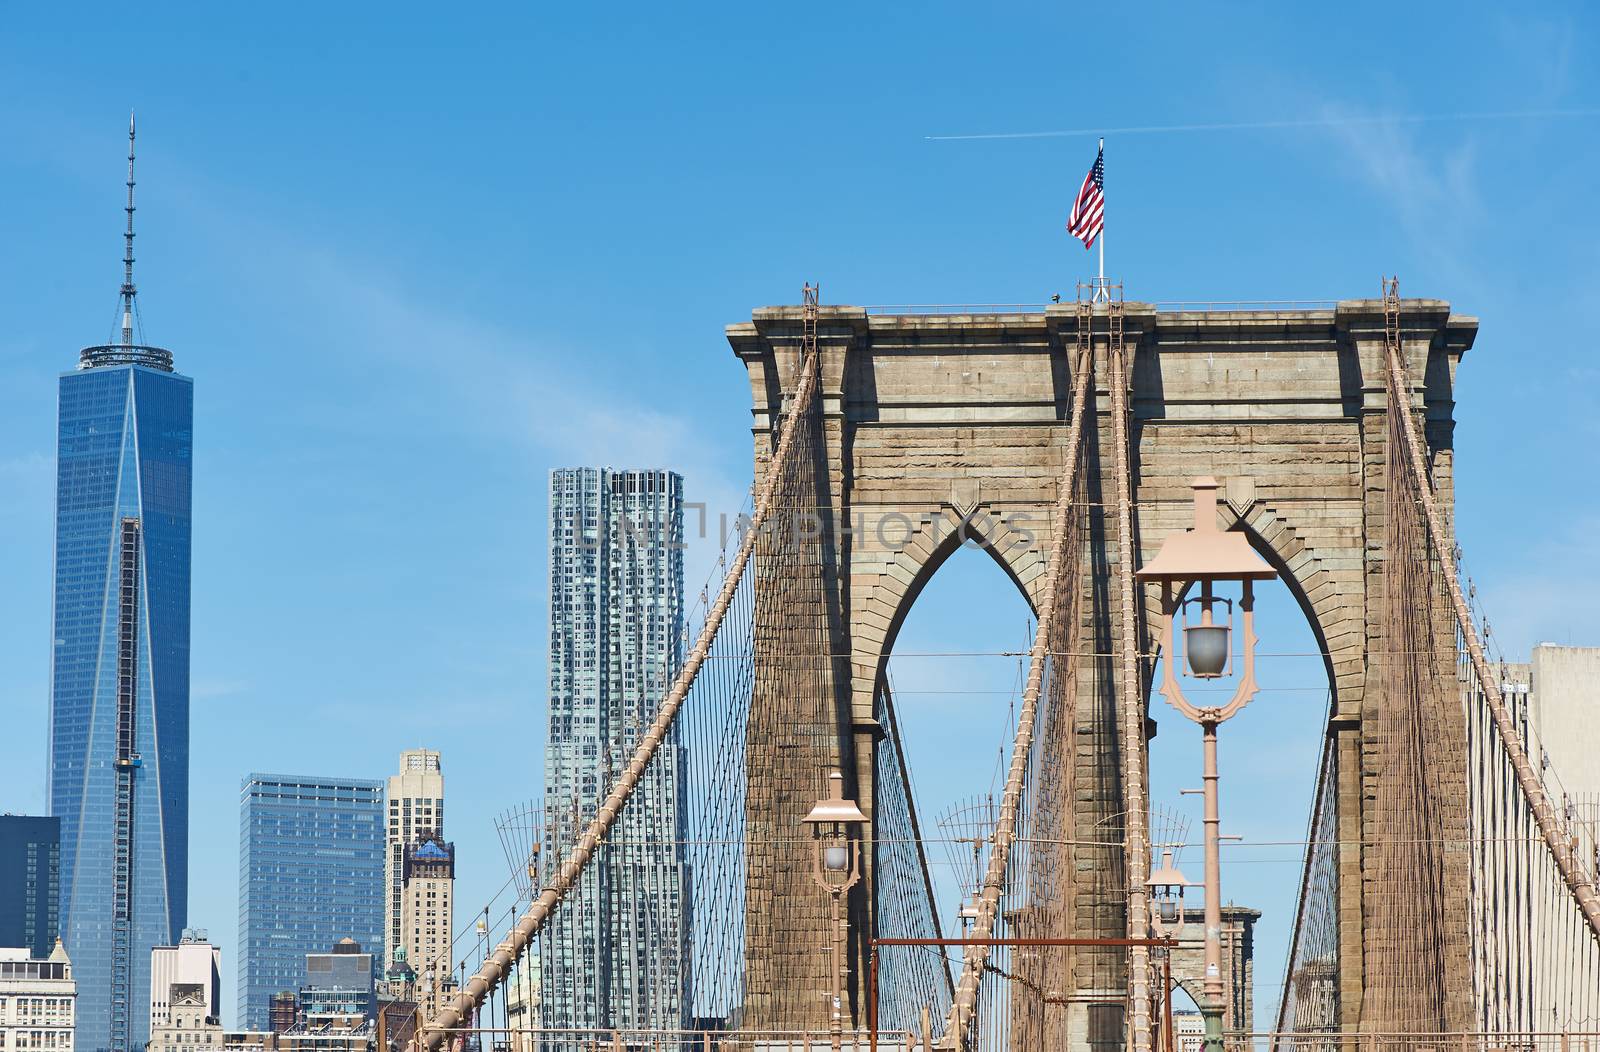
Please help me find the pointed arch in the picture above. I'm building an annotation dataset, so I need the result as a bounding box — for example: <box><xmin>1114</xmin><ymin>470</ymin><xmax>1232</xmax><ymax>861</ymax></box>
<box><xmin>849</xmin><ymin>504</ymin><xmax>1047</xmax><ymax>721</ymax></box>
<box><xmin>1214</xmin><ymin>502</ymin><xmax>1355</xmax><ymax>710</ymax></box>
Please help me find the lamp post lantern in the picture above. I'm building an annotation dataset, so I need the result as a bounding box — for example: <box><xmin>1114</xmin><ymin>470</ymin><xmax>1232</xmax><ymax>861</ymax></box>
<box><xmin>1145</xmin><ymin>848</ymin><xmax>1194</xmax><ymax>1052</ymax></box>
<box><xmin>1137</xmin><ymin>477</ymin><xmax>1277</xmax><ymax>1052</ymax></box>
<box><xmin>1145</xmin><ymin>848</ymin><xmax>1192</xmax><ymax>938</ymax></box>
<box><xmin>803</xmin><ymin>770</ymin><xmax>867</xmax><ymax>1052</ymax></box>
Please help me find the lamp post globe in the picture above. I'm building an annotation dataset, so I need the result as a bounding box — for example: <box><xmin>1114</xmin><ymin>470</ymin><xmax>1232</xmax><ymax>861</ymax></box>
<box><xmin>1183</xmin><ymin>624</ymin><xmax>1230</xmax><ymax>677</ymax></box>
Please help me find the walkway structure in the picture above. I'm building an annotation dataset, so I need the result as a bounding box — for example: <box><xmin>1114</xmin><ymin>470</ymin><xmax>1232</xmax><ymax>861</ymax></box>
<box><xmin>413</xmin><ymin>282</ymin><xmax>1600</xmax><ymax>1052</ymax></box>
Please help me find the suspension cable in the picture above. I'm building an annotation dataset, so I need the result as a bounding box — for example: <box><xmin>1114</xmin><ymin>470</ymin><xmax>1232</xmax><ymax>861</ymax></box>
<box><xmin>414</xmin><ymin>286</ymin><xmax>826</xmax><ymax>1051</ymax></box>
<box><xmin>1107</xmin><ymin>290</ymin><xmax>1153</xmax><ymax>1051</ymax></box>
<box><xmin>1381</xmin><ymin>278</ymin><xmax>1600</xmax><ymax>943</ymax></box>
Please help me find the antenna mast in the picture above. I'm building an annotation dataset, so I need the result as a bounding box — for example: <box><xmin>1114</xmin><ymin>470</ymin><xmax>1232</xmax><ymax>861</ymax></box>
<box><xmin>79</xmin><ymin>113</ymin><xmax>172</xmax><ymax>372</ymax></box>
<box><xmin>120</xmin><ymin>111</ymin><xmax>137</xmax><ymax>346</ymax></box>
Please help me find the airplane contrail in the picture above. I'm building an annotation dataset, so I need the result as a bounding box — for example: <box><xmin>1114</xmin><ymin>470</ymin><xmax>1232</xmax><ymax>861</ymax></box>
<box><xmin>925</xmin><ymin>107</ymin><xmax>1600</xmax><ymax>141</ymax></box>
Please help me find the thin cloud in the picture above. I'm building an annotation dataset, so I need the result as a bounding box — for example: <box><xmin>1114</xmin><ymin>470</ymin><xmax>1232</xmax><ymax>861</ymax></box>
<box><xmin>192</xmin><ymin>678</ymin><xmax>250</xmax><ymax>702</ymax></box>
<box><xmin>925</xmin><ymin>107</ymin><xmax>1600</xmax><ymax>142</ymax></box>
<box><xmin>173</xmin><ymin>196</ymin><xmax>751</xmax><ymax>593</ymax></box>
<box><xmin>0</xmin><ymin>451</ymin><xmax>51</xmax><ymax>476</ymax></box>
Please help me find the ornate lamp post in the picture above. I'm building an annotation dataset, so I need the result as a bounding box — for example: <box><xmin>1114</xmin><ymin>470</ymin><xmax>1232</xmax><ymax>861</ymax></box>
<box><xmin>803</xmin><ymin>770</ymin><xmax>867</xmax><ymax>1052</ymax></box>
<box><xmin>1146</xmin><ymin>849</ymin><xmax>1193</xmax><ymax>1052</ymax></box>
<box><xmin>1137</xmin><ymin>477</ymin><xmax>1277</xmax><ymax>1052</ymax></box>
<box><xmin>1145</xmin><ymin>848</ymin><xmax>1192</xmax><ymax>938</ymax></box>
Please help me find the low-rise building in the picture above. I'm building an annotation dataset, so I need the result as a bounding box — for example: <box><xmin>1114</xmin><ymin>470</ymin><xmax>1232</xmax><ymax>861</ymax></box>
<box><xmin>220</xmin><ymin>1031</ymin><xmax>275</xmax><ymax>1052</ymax></box>
<box><xmin>0</xmin><ymin>941</ymin><xmax>75</xmax><ymax>1052</ymax></box>
<box><xmin>267</xmin><ymin>994</ymin><xmax>297</xmax><ymax>1035</ymax></box>
<box><xmin>150</xmin><ymin>931</ymin><xmax>222</xmax><ymax>1030</ymax></box>
<box><xmin>1172</xmin><ymin>1010</ymin><xmax>1205</xmax><ymax>1052</ymax></box>
<box><xmin>277</xmin><ymin>1017</ymin><xmax>374</xmax><ymax>1052</ymax></box>
<box><xmin>201</xmin><ymin>1021</ymin><xmax>374</xmax><ymax>1052</ymax></box>
<box><xmin>147</xmin><ymin>984</ymin><xmax>221</xmax><ymax>1052</ymax></box>
<box><xmin>373</xmin><ymin>998</ymin><xmax>417</xmax><ymax>1052</ymax></box>
<box><xmin>300</xmin><ymin>942</ymin><xmax>374</xmax><ymax>1025</ymax></box>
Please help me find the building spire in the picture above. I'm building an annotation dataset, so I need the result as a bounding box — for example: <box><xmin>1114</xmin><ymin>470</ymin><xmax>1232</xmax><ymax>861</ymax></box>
<box><xmin>78</xmin><ymin>112</ymin><xmax>172</xmax><ymax>372</ymax></box>
<box><xmin>121</xmin><ymin>110</ymin><xmax>137</xmax><ymax>346</ymax></box>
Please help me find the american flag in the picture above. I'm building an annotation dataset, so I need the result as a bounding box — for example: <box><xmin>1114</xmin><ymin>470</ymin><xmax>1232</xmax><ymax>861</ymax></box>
<box><xmin>1066</xmin><ymin>145</ymin><xmax>1105</xmax><ymax>248</ymax></box>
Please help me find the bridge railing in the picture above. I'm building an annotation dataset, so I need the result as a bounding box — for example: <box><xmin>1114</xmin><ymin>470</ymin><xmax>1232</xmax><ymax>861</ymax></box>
<box><xmin>420</xmin><ymin>1029</ymin><xmax>917</xmax><ymax>1052</ymax></box>
<box><xmin>1246</xmin><ymin>1033</ymin><xmax>1600</xmax><ymax>1052</ymax></box>
<box><xmin>410</xmin><ymin>1027</ymin><xmax>1600</xmax><ymax>1052</ymax></box>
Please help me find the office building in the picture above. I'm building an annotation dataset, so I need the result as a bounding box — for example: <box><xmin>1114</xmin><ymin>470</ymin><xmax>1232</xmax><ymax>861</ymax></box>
<box><xmin>150</xmin><ymin>930</ymin><xmax>221</xmax><ymax>1029</ymax></box>
<box><xmin>298</xmin><ymin>941</ymin><xmax>374</xmax><ymax>1025</ymax></box>
<box><xmin>542</xmin><ymin>468</ymin><xmax>688</xmax><ymax>1031</ymax></box>
<box><xmin>383</xmin><ymin>751</ymin><xmax>443</xmax><ymax>970</ymax></box>
<box><xmin>0</xmin><ymin>816</ymin><xmax>61</xmax><ymax>958</ymax></box>
<box><xmin>1472</xmin><ymin>646</ymin><xmax>1600</xmax><ymax>1032</ymax></box>
<box><xmin>237</xmin><ymin>777</ymin><xmax>384</xmax><ymax>1031</ymax></box>
<box><xmin>147</xmin><ymin>984</ymin><xmax>219</xmax><ymax>1052</ymax></box>
<box><xmin>0</xmin><ymin>941</ymin><xmax>75</xmax><ymax>1052</ymax></box>
<box><xmin>398</xmin><ymin>839</ymin><xmax>453</xmax><ymax>1017</ymax></box>
<box><xmin>49</xmin><ymin>116</ymin><xmax>193</xmax><ymax>1052</ymax></box>
<box><xmin>1525</xmin><ymin>645</ymin><xmax>1600</xmax><ymax>804</ymax></box>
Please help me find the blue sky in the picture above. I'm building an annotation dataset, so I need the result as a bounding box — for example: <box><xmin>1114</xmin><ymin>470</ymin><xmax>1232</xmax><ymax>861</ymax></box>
<box><xmin>2</xmin><ymin>1</ymin><xmax>1598</xmax><ymax>1031</ymax></box>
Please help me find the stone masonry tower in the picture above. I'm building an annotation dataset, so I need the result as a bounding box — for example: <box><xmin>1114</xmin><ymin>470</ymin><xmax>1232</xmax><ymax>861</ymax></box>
<box><xmin>730</xmin><ymin>297</ymin><xmax>1478</xmax><ymax>1041</ymax></box>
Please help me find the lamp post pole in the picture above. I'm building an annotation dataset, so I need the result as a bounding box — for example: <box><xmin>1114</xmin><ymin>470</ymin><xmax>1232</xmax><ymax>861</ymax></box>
<box><xmin>1200</xmin><ymin>721</ymin><xmax>1224</xmax><ymax>1052</ymax></box>
<box><xmin>830</xmin><ymin>883</ymin><xmax>846</xmax><ymax>1052</ymax></box>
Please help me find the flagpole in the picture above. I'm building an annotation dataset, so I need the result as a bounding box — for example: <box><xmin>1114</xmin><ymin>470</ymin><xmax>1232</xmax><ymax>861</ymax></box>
<box><xmin>1097</xmin><ymin>136</ymin><xmax>1105</xmax><ymax>297</ymax></box>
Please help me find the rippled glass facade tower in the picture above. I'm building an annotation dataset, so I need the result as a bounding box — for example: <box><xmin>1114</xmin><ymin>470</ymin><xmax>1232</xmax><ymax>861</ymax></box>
<box><xmin>237</xmin><ymin>775</ymin><xmax>385</xmax><ymax>1031</ymax></box>
<box><xmin>542</xmin><ymin>468</ymin><xmax>688</xmax><ymax>1034</ymax></box>
<box><xmin>49</xmin><ymin>345</ymin><xmax>192</xmax><ymax>1052</ymax></box>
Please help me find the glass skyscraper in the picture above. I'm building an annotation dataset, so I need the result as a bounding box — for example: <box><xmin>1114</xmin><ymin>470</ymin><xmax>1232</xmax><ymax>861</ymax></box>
<box><xmin>542</xmin><ymin>468</ymin><xmax>688</xmax><ymax>1033</ymax></box>
<box><xmin>236</xmin><ymin>775</ymin><xmax>385</xmax><ymax>1031</ymax></box>
<box><xmin>0</xmin><ymin>815</ymin><xmax>62</xmax><ymax>958</ymax></box>
<box><xmin>48</xmin><ymin>117</ymin><xmax>193</xmax><ymax>1052</ymax></box>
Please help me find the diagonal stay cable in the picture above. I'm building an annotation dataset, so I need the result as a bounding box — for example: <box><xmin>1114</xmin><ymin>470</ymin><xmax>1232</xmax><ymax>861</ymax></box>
<box><xmin>1382</xmin><ymin>280</ymin><xmax>1600</xmax><ymax>945</ymax></box>
<box><xmin>415</xmin><ymin>297</ymin><xmax>825</xmax><ymax>1051</ymax></box>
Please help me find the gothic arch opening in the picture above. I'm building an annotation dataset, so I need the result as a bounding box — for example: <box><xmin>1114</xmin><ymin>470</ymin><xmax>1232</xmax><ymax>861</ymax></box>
<box><xmin>879</xmin><ymin>533</ymin><xmax>1037</xmax><ymax>937</ymax></box>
